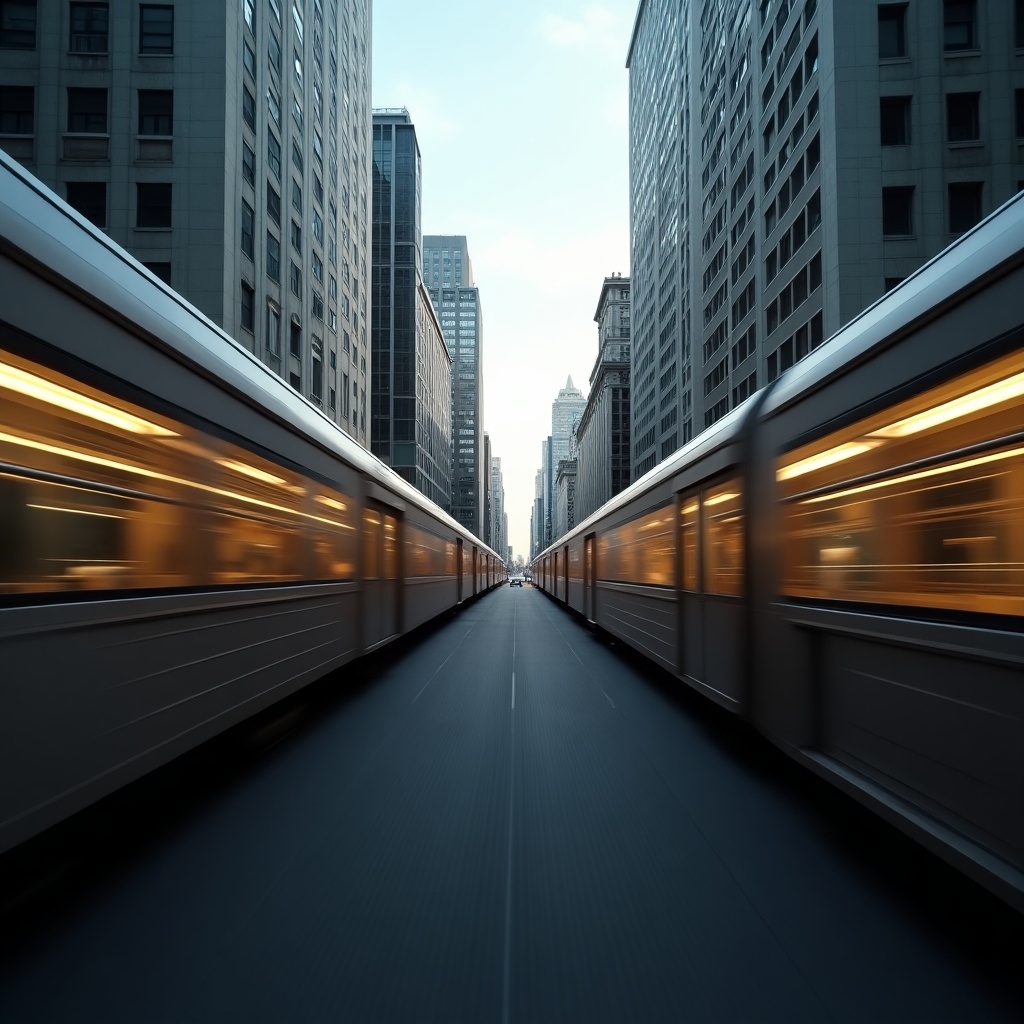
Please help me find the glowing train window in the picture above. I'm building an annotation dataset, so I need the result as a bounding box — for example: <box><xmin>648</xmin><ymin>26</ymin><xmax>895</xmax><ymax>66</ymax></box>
<box><xmin>703</xmin><ymin>481</ymin><xmax>743</xmax><ymax>597</ymax></box>
<box><xmin>597</xmin><ymin>503</ymin><xmax>674</xmax><ymax>586</ymax></box>
<box><xmin>680</xmin><ymin>497</ymin><xmax>699</xmax><ymax>591</ymax></box>
<box><xmin>776</xmin><ymin>348</ymin><xmax>1024</xmax><ymax>615</ymax></box>
<box><xmin>0</xmin><ymin>348</ymin><xmax>356</xmax><ymax>594</ymax></box>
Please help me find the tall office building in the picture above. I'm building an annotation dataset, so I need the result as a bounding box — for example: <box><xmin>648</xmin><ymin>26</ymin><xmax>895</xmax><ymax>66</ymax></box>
<box><xmin>535</xmin><ymin>378</ymin><xmax>586</xmax><ymax>548</ymax></box>
<box><xmin>0</xmin><ymin>0</ymin><xmax>373</xmax><ymax>444</ymax></box>
<box><xmin>576</xmin><ymin>274</ymin><xmax>631</xmax><ymax>523</ymax></box>
<box><xmin>626</xmin><ymin>0</ymin><xmax>1024</xmax><ymax>481</ymax></box>
<box><xmin>423</xmin><ymin>234</ymin><xmax>484</xmax><ymax>537</ymax></box>
<box><xmin>371</xmin><ymin>108</ymin><xmax>451</xmax><ymax>508</ymax></box>
<box><xmin>490</xmin><ymin>455</ymin><xmax>506</xmax><ymax>563</ymax></box>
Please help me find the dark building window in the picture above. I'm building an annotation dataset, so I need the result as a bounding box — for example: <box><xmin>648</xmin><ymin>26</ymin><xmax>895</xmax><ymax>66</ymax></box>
<box><xmin>290</xmin><ymin>260</ymin><xmax>301</xmax><ymax>296</ymax></box>
<box><xmin>311</xmin><ymin>354</ymin><xmax>322</xmax><ymax>403</ymax></box>
<box><xmin>1017</xmin><ymin>0</ymin><xmax>1024</xmax><ymax>48</ymax></box>
<box><xmin>136</xmin><ymin>182</ymin><xmax>171</xmax><ymax>228</ymax></box>
<box><xmin>946</xmin><ymin>92</ymin><xmax>979</xmax><ymax>142</ymax></box>
<box><xmin>69</xmin><ymin>2</ymin><xmax>108</xmax><ymax>52</ymax></box>
<box><xmin>267</xmin><ymin>182</ymin><xmax>280</xmax><ymax>224</ymax></box>
<box><xmin>66</xmin><ymin>181</ymin><xmax>106</xmax><ymax>227</ymax></box>
<box><xmin>268</xmin><ymin>30</ymin><xmax>281</xmax><ymax>74</ymax></box>
<box><xmin>268</xmin><ymin>132</ymin><xmax>281</xmax><ymax>176</ymax></box>
<box><xmin>291</xmin><ymin>178</ymin><xmax>302</xmax><ymax>214</ymax></box>
<box><xmin>241</xmin><ymin>198</ymin><xmax>254</xmax><ymax>259</ymax></box>
<box><xmin>1014</xmin><ymin>90</ymin><xmax>1024</xmax><ymax>139</ymax></box>
<box><xmin>0</xmin><ymin>0</ymin><xmax>36</xmax><ymax>49</ymax></box>
<box><xmin>267</xmin><ymin>231</ymin><xmax>280</xmax><ymax>281</ymax></box>
<box><xmin>243</xmin><ymin>0</ymin><xmax>254</xmax><ymax>33</ymax></box>
<box><xmin>289</xmin><ymin>371</ymin><xmax>301</xmax><ymax>390</ymax></box>
<box><xmin>880</xmin><ymin>95</ymin><xmax>910</xmax><ymax>145</ymax></box>
<box><xmin>138</xmin><ymin>89</ymin><xmax>172</xmax><ymax>135</ymax></box>
<box><xmin>242</xmin><ymin>140</ymin><xmax>255</xmax><ymax>185</ymax></box>
<box><xmin>240</xmin><ymin>280</ymin><xmax>254</xmax><ymax>332</ymax></box>
<box><xmin>884</xmin><ymin>277</ymin><xmax>905</xmax><ymax>292</ymax></box>
<box><xmin>242</xmin><ymin>85</ymin><xmax>255</xmax><ymax>130</ymax></box>
<box><xmin>139</xmin><ymin>5</ymin><xmax>173</xmax><ymax>54</ymax></box>
<box><xmin>948</xmin><ymin>182</ymin><xmax>983</xmax><ymax>234</ymax></box>
<box><xmin>266</xmin><ymin>303</ymin><xmax>280</xmax><ymax>354</ymax></box>
<box><xmin>290</xmin><ymin>219</ymin><xmax>301</xmax><ymax>249</ymax></box>
<box><xmin>943</xmin><ymin>0</ymin><xmax>975</xmax><ymax>51</ymax></box>
<box><xmin>0</xmin><ymin>85</ymin><xmax>33</xmax><ymax>132</ymax></box>
<box><xmin>243</xmin><ymin>39</ymin><xmax>255</xmax><ymax>79</ymax></box>
<box><xmin>292</xmin><ymin>137</ymin><xmax>303</xmax><ymax>174</ymax></box>
<box><xmin>143</xmin><ymin>261</ymin><xmax>171</xmax><ymax>284</ymax></box>
<box><xmin>878</xmin><ymin>4</ymin><xmax>907</xmax><ymax>58</ymax></box>
<box><xmin>289</xmin><ymin>320</ymin><xmax>301</xmax><ymax>356</ymax></box>
<box><xmin>882</xmin><ymin>185</ymin><xmax>914</xmax><ymax>235</ymax></box>
<box><xmin>67</xmin><ymin>88</ymin><xmax>107</xmax><ymax>132</ymax></box>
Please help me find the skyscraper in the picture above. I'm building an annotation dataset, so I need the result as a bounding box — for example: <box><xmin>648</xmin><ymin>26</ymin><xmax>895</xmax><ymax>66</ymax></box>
<box><xmin>540</xmin><ymin>378</ymin><xmax>586</xmax><ymax>547</ymax></box>
<box><xmin>626</xmin><ymin>0</ymin><xmax>1024</xmax><ymax>481</ymax></box>
<box><xmin>371</xmin><ymin>108</ymin><xmax>451</xmax><ymax>508</ymax></box>
<box><xmin>424</xmin><ymin>234</ymin><xmax>483</xmax><ymax>537</ymax></box>
<box><xmin>0</xmin><ymin>0</ymin><xmax>372</xmax><ymax>444</ymax></box>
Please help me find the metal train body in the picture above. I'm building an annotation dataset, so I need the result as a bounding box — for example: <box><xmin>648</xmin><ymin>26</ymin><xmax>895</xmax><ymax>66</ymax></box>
<box><xmin>535</xmin><ymin>194</ymin><xmax>1024</xmax><ymax>909</ymax></box>
<box><xmin>0</xmin><ymin>153</ymin><xmax>504</xmax><ymax>855</ymax></box>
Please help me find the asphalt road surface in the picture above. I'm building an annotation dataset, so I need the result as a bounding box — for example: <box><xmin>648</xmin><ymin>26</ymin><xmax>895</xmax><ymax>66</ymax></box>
<box><xmin>1</xmin><ymin>585</ymin><xmax>1020</xmax><ymax>1022</ymax></box>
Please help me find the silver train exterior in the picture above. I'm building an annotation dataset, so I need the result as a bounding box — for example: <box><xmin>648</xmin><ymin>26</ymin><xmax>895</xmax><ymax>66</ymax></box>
<box><xmin>0</xmin><ymin>152</ymin><xmax>505</xmax><ymax>855</ymax></box>
<box><xmin>533</xmin><ymin>194</ymin><xmax>1024</xmax><ymax>910</ymax></box>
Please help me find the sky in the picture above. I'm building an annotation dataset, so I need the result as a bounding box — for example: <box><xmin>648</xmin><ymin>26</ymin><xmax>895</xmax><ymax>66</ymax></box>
<box><xmin>371</xmin><ymin>0</ymin><xmax>638</xmax><ymax>561</ymax></box>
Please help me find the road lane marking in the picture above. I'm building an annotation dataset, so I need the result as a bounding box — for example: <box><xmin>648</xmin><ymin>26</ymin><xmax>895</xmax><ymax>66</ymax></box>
<box><xmin>410</xmin><ymin>625</ymin><xmax>476</xmax><ymax>704</ymax></box>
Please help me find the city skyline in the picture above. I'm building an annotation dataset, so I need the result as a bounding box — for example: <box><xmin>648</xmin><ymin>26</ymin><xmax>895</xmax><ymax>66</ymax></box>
<box><xmin>371</xmin><ymin>0</ymin><xmax>635</xmax><ymax>559</ymax></box>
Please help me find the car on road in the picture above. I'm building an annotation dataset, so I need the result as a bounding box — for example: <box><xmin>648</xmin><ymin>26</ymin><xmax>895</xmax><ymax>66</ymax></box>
<box><xmin>509</xmin><ymin>577</ymin><xmax>523</xmax><ymax>587</ymax></box>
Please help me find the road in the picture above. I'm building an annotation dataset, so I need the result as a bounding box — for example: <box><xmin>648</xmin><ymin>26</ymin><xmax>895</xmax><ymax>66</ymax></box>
<box><xmin>0</xmin><ymin>584</ymin><xmax>1020</xmax><ymax>1022</ymax></box>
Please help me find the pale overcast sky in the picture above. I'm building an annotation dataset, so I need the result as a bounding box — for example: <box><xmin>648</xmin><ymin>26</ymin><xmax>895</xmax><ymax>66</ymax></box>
<box><xmin>371</xmin><ymin>0</ymin><xmax>636</xmax><ymax>560</ymax></box>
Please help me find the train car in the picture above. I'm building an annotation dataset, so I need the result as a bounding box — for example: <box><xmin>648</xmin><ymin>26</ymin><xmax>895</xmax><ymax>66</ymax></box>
<box><xmin>0</xmin><ymin>153</ymin><xmax>503</xmax><ymax>855</ymax></box>
<box><xmin>534</xmin><ymin>194</ymin><xmax>1023</xmax><ymax>908</ymax></box>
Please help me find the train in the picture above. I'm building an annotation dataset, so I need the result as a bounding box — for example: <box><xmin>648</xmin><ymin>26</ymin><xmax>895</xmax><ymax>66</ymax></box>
<box><xmin>0</xmin><ymin>151</ymin><xmax>505</xmax><ymax>855</ymax></box>
<box><xmin>533</xmin><ymin>193</ymin><xmax>1024</xmax><ymax>910</ymax></box>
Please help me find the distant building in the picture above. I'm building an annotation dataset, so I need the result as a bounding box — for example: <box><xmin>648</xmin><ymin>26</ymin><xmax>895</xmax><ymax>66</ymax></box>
<box><xmin>553</xmin><ymin>458</ymin><xmax>578</xmax><ymax>543</ymax></box>
<box><xmin>576</xmin><ymin>274</ymin><xmax>631</xmax><ymax>522</ymax></box>
<box><xmin>371</xmin><ymin>109</ymin><xmax>451</xmax><ymax>509</ymax></box>
<box><xmin>424</xmin><ymin>235</ymin><xmax>483</xmax><ymax>537</ymax></box>
<box><xmin>490</xmin><ymin>455</ymin><xmax>507</xmax><ymax>561</ymax></box>
<box><xmin>0</xmin><ymin>0</ymin><xmax>373</xmax><ymax>444</ymax></box>
<box><xmin>541</xmin><ymin>378</ymin><xmax>586</xmax><ymax>548</ymax></box>
<box><xmin>626</xmin><ymin>0</ymin><xmax>1024</xmax><ymax>480</ymax></box>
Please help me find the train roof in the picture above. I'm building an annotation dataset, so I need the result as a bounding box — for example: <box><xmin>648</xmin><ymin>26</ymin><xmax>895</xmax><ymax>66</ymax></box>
<box><xmin>761</xmin><ymin>191</ymin><xmax>1024</xmax><ymax>420</ymax></box>
<box><xmin>0</xmin><ymin>152</ymin><xmax>501</xmax><ymax>560</ymax></box>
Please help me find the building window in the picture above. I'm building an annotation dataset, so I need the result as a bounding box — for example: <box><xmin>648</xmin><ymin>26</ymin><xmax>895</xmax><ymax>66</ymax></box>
<box><xmin>1017</xmin><ymin>90</ymin><xmax>1024</xmax><ymax>139</ymax></box>
<box><xmin>879</xmin><ymin>95</ymin><xmax>910</xmax><ymax>145</ymax></box>
<box><xmin>69</xmin><ymin>2</ymin><xmax>108</xmax><ymax>52</ymax></box>
<box><xmin>138</xmin><ymin>89</ymin><xmax>172</xmax><ymax>135</ymax></box>
<box><xmin>311</xmin><ymin>354</ymin><xmax>322</xmax><ymax>403</ymax></box>
<box><xmin>143</xmin><ymin>261</ymin><xmax>171</xmax><ymax>284</ymax></box>
<box><xmin>267</xmin><ymin>181</ymin><xmax>280</xmax><ymax>224</ymax></box>
<box><xmin>241</xmin><ymin>198</ymin><xmax>254</xmax><ymax>259</ymax></box>
<box><xmin>66</xmin><ymin>181</ymin><xmax>106</xmax><ymax>227</ymax></box>
<box><xmin>136</xmin><ymin>182</ymin><xmax>171</xmax><ymax>228</ymax></box>
<box><xmin>139</xmin><ymin>4</ymin><xmax>173</xmax><ymax>54</ymax></box>
<box><xmin>289</xmin><ymin>319</ymin><xmax>301</xmax><ymax>356</ymax></box>
<box><xmin>943</xmin><ymin>0</ymin><xmax>975</xmax><ymax>51</ymax></box>
<box><xmin>67</xmin><ymin>88</ymin><xmax>107</xmax><ymax>133</ymax></box>
<box><xmin>0</xmin><ymin>0</ymin><xmax>36</xmax><ymax>49</ymax></box>
<box><xmin>291</xmin><ymin>178</ymin><xmax>302</xmax><ymax>214</ymax></box>
<box><xmin>240</xmin><ymin>280</ymin><xmax>254</xmax><ymax>332</ymax></box>
<box><xmin>290</xmin><ymin>260</ymin><xmax>301</xmax><ymax>296</ymax></box>
<box><xmin>290</xmin><ymin>218</ymin><xmax>302</xmax><ymax>250</ymax></box>
<box><xmin>268</xmin><ymin>132</ymin><xmax>281</xmax><ymax>177</ymax></box>
<box><xmin>882</xmin><ymin>185</ymin><xmax>914</xmax><ymax>236</ymax></box>
<box><xmin>267</xmin><ymin>302</ymin><xmax>281</xmax><ymax>354</ymax></box>
<box><xmin>312</xmin><ymin>290</ymin><xmax>323</xmax><ymax>321</ymax></box>
<box><xmin>289</xmin><ymin>371</ymin><xmax>301</xmax><ymax>390</ymax></box>
<box><xmin>267</xmin><ymin>231</ymin><xmax>280</xmax><ymax>281</ymax></box>
<box><xmin>242</xmin><ymin>85</ymin><xmax>255</xmax><ymax>131</ymax></box>
<box><xmin>1017</xmin><ymin>0</ymin><xmax>1024</xmax><ymax>48</ymax></box>
<box><xmin>242</xmin><ymin>140</ymin><xmax>255</xmax><ymax>185</ymax></box>
<box><xmin>243</xmin><ymin>0</ymin><xmax>254</xmax><ymax>33</ymax></box>
<box><xmin>291</xmin><ymin>137</ymin><xmax>303</xmax><ymax>174</ymax></box>
<box><xmin>948</xmin><ymin>182</ymin><xmax>983</xmax><ymax>234</ymax></box>
<box><xmin>268</xmin><ymin>30</ymin><xmax>281</xmax><ymax>75</ymax></box>
<box><xmin>878</xmin><ymin>4</ymin><xmax>907</xmax><ymax>59</ymax></box>
<box><xmin>243</xmin><ymin>39</ymin><xmax>255</xmax><ymax>79</ymax></box>
<box><xmin>0</xmin><ymin>85</ymin><xmax>33</xmax><ymax>133</ymax></box>
<box><xmin>946</xmin><ymin>92</ymin><xmax>980</xmax><ymax>142</ymax></box>
<box><xmin>267</xmin><ymin>85</ymin><xmax>281</xmax><ymax>127</ymax></box>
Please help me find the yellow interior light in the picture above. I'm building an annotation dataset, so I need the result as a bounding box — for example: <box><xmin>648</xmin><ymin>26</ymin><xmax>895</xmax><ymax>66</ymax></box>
<box><xmin>0</xmin><ymin>361</ymin><xmax>176</xmax><ymax>436</ymax></box>
<box><xmin>27</xmin><ymin>503</ymin><xmax>125</xmax><ymax>519</ymax></box>
<box><xmin>216</xmin><ymin>457</ymin><xmax>287</xmax><ymax>487</ymax></box>
<box><xmin>316</xmin><ymin>494</ymin><xmax>348</xmax><ymax>512</ymax></box>
<box><xmin>777</xmin><ymin>442</ymin><xmax>876</xmax><ymax>482</ymax></box>
<box><xmin>705</xmin><ymin>490</ymin><xmax>740</xmax><ymax>505</ymax></box>
<box><xmin>872</xmin><ymin>371</ymin><xmax>1024</xmax><ymax>438</ymax></box>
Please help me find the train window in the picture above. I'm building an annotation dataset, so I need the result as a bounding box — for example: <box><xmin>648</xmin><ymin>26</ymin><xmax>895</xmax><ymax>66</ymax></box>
<box><xmin>703</xmin><ymin>481</ymin><xmax>744</xmax><ymax>596</ymax></box>
<box><xmin>405</xmin><ymin>524</ymin><xmax>454</xmax><ymax>577</ymax></box>
<box><xmin>0</xmin><ymin>348</ymin><xmax>355</xmax><ymax>594</ymax></box>
<box><xmin>568</xmin><ymin>542</ymin><xmax>583</xmax><ymax>581</ymax></box>
<box><xmin>680</xmin><ymin>497</ymin><xmax>699</xmax><ymax>590</ymax></box>
<box><xmin>597</xmin><ymin>504</ymin><xmax>674</xmax><ymax>586</ymax></box>
<box><xmin>776</xmin><ymin>348</ymin><xmax>1024</xmax><ymax>615</ymax></box>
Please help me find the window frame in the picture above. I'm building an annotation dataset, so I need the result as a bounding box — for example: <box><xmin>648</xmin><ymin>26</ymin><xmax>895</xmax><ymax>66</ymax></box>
<box><xmin>69</xmin><ymin>2</ymin><xmax>109</xmax><ymax>54</ymax></box>
<box><xmin>138</xmin><ymin>4</ymin><xmax>174</xmax><ymax>55</ymax></box>
<box><xmin>136</xmin><ymin>182</ymin><xmax>172</xmax><ymax>229</ymax></box>
<box><xmin>67</xmin><ymin>86</ymin><xmax>107</xmax><ymax>133</ymax></box>
<box><xmin>137</xmin><ymin>89</ymin><xmax>173</xmax><ymax>136</ymax></box>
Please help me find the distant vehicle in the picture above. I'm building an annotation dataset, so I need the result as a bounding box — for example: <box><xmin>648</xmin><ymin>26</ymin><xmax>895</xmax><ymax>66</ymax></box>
<box><xmin>509</xmin><ymin>577</ymin><xmax>524</xmax><ymax>587</ymax></box>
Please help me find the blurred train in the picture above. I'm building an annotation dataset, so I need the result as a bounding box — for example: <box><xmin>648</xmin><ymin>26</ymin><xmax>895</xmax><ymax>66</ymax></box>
<box><xmin>534</xmin><ymin>194</ymin><xmax>1024</xmax><ymax>909</ymax></box>
<box><xmin>0</xmin><ymin>152</ymin><xmax>504</xmax><ymax>855</ymax></box>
